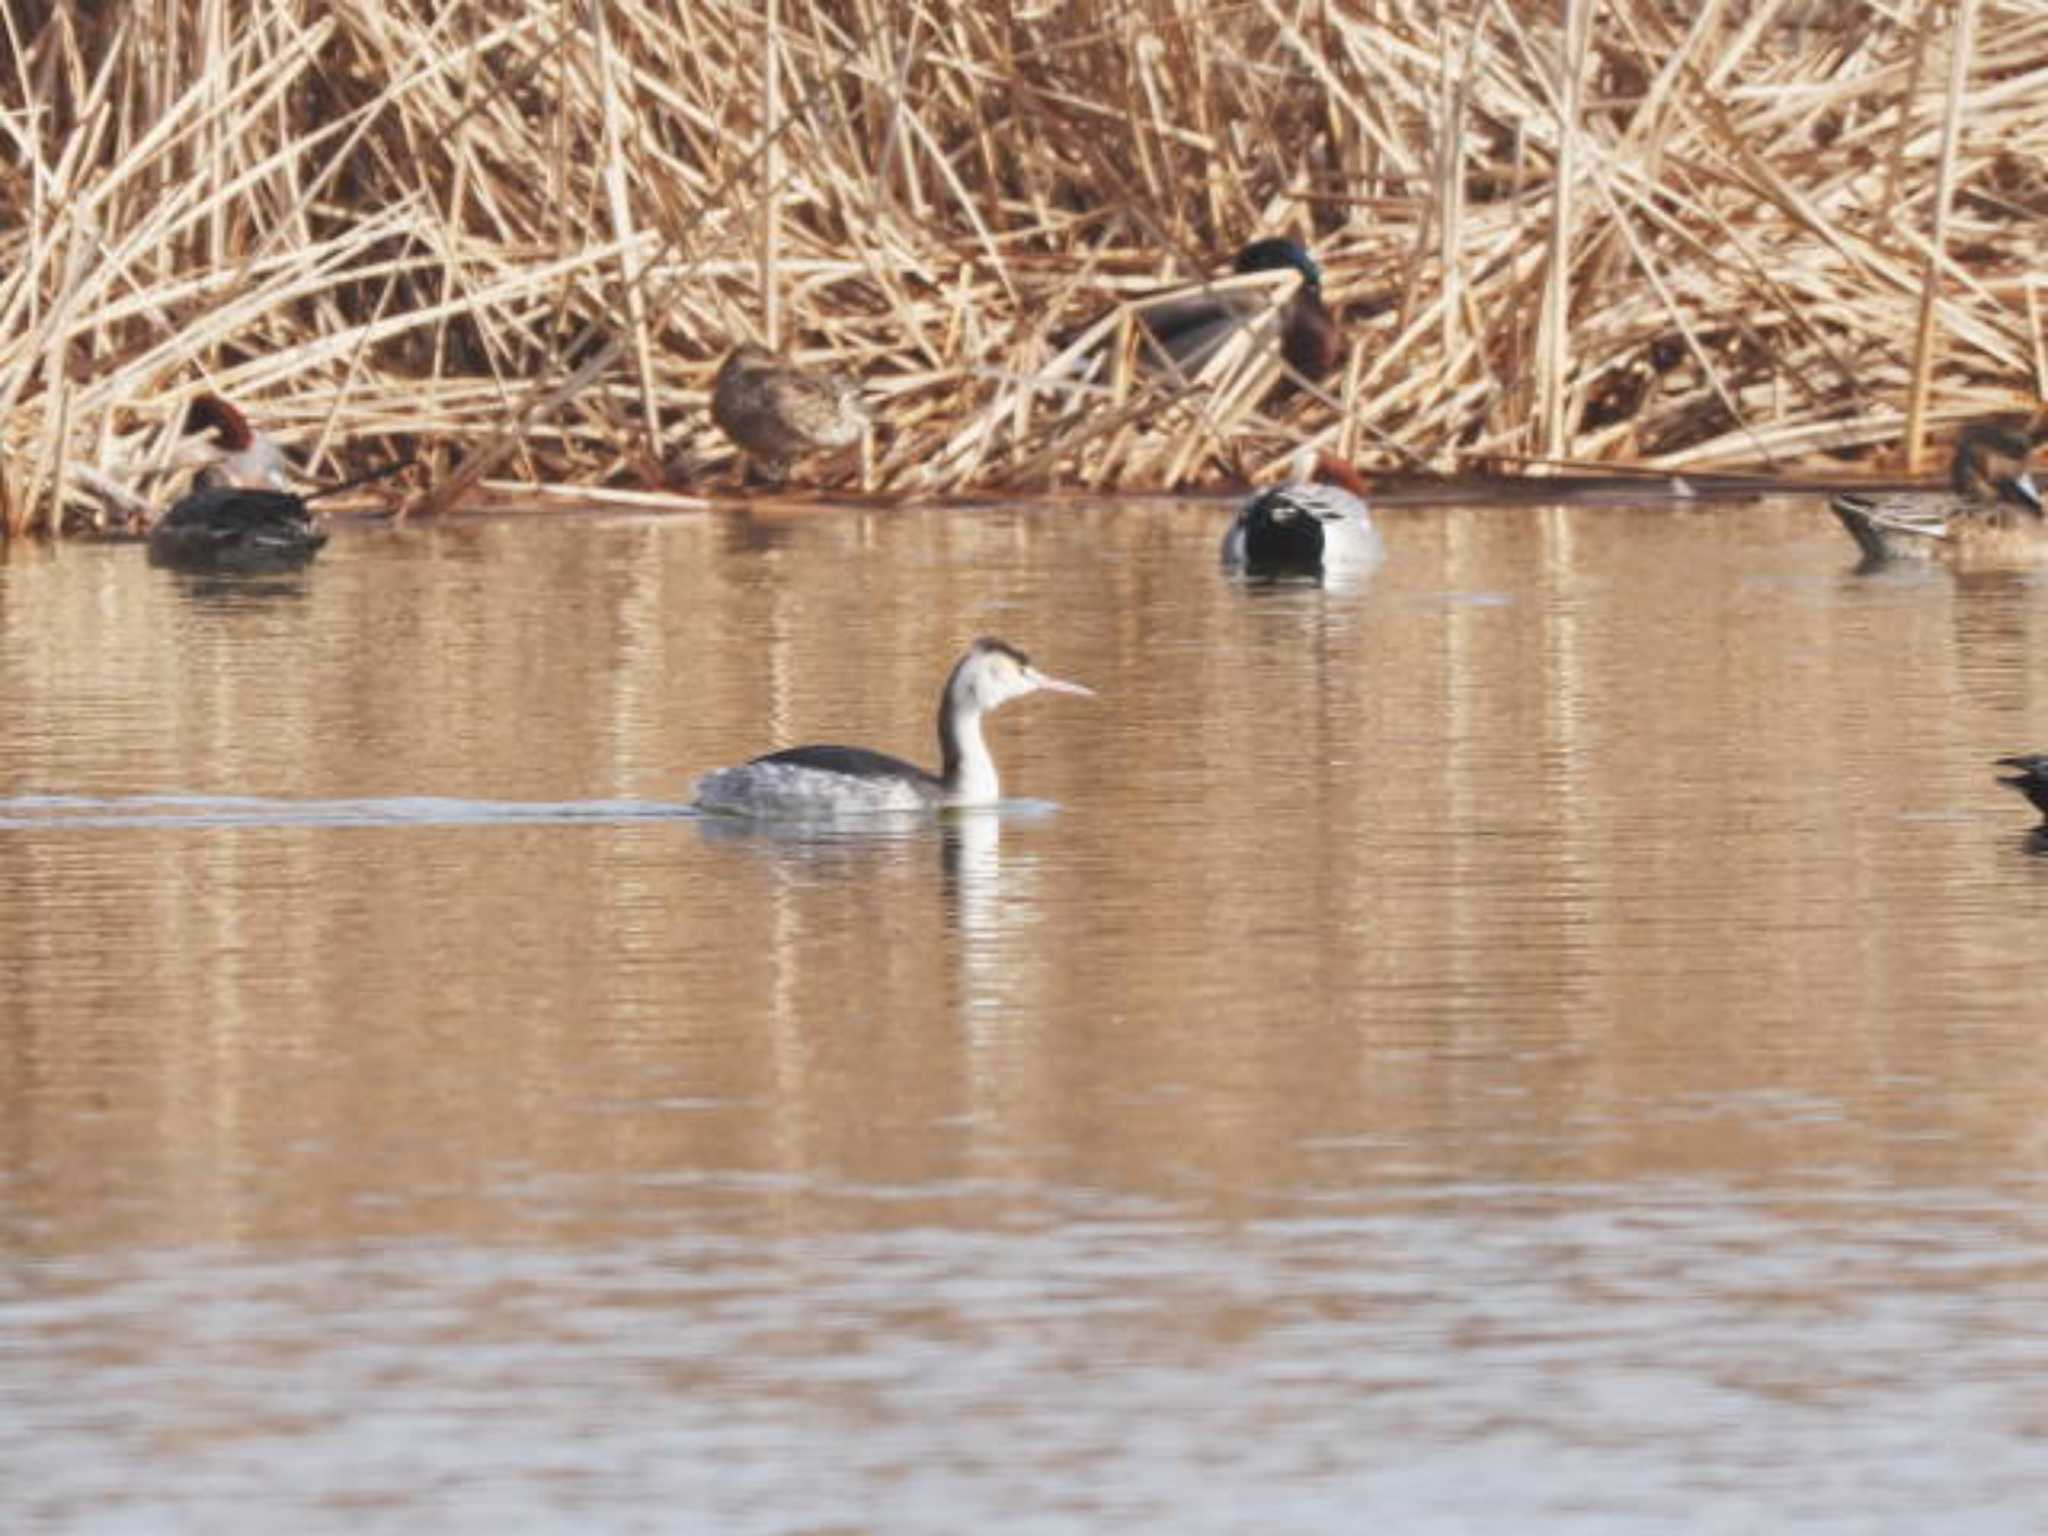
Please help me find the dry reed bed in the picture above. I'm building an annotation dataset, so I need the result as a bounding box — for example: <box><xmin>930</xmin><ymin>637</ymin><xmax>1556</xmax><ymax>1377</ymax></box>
<box><xmin>4</xmin><ymin>0</ymin><xmax>2048</xmax><ymax>535</ymax></box>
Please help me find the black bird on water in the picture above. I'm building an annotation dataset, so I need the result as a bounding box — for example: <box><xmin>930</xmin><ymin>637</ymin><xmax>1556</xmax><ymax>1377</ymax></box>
<box><xmin>1996</xmin><ymin>755</ymin><xmax>2048</xmax><ymax>822</ymax></box>
<box><xmin>148</xmin><ymin>395</ymin><xmax>326</xmax><ymax>571</ymax></box>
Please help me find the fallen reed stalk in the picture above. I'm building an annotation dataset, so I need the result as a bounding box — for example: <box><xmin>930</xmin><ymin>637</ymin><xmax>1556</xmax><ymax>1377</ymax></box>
<box><xmin>4</xmin><ymin>0</ymin><xmax>2047</xmax><ymax>536</ymax></box>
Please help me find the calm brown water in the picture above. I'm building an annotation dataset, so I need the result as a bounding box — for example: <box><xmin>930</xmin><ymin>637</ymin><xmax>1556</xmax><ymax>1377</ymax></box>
<box><xmin>6</xmin><ymin>499</ymin><xmax>2048</xmax><ymax>1531</ymax></box>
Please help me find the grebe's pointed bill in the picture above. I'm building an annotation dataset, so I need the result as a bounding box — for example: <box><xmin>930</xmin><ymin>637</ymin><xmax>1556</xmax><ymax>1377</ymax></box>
<box><xmin>1024</xmin><ymin>666</ymin><xmax>1095</xmax><ymax>699</ymax></box>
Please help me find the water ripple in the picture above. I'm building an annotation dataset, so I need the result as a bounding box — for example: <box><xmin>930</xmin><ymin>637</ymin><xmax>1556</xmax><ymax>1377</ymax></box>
<box><xmin>0</xmin><ymin>794</ymin><xmax>694</xmax><ymax>831</ymax></box>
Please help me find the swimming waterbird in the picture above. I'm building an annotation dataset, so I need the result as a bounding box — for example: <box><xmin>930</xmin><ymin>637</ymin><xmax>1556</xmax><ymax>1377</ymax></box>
<box><xmin>1220</xmin><ymin>449</ymin><xmax>1382</xmax><ymax>578</ymax></box>
<box><xmin>1997</xmin><ymin>755</ymin><xmax>2048</xmax><ymax>821</ymax></box>
<box><xmin>693</xmin><ymin>638</ymin><xmax>1095</xmax><ymax>818</ymax></box>
<box><xmin>147</xmin><ymin>395</ymin><xmax>327</xmax><ymax>570</ymax></box>
<box><xmin>1831</xmin><ymin>421</ymin><xmax>2045</xmax><ymax>564</ymax></box>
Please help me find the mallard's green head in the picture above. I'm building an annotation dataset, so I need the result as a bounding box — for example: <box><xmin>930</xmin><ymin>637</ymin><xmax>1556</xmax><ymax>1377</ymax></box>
<box><xmin>1234</xmin><ymin>238</ymin><xmax>1322</xmax><ymax>292</ymax></box>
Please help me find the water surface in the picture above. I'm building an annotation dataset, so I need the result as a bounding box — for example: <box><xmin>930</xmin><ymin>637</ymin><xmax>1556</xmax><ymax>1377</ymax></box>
<box><xmin>5</xmin><ymin>498</ymin><xmax>2048</xmax><ymax>1531</ymax></box>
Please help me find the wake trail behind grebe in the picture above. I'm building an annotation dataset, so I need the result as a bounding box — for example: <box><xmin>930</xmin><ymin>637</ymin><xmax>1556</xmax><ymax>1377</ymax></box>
<box><xmin>0</xmin><ymin>795</ymin><xmax>694</xmax><ymax>832</ymax></box>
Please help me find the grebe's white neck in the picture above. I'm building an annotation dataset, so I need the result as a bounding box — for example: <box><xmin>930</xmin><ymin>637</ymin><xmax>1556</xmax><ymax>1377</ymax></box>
<box><xmin>933</xmin><ymin>637</ymin><xmax>1095</xmax><ymax>808</ymax></box>
<box><xmin>940</xmin><ymin>706</ymin><xmax>999</xmax><ymax>805</ymax></box>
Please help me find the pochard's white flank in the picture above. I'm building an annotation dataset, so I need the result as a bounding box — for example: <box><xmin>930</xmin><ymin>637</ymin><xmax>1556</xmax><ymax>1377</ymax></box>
<box><xmin>185</xmin><ymin>393</ymin><xmax>293</xmax><ymax>491</ymax></box>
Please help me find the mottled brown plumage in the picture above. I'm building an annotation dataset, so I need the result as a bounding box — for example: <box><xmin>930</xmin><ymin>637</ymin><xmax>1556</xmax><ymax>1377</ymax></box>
<box><xmin>710</xmin><ymin>345</ymin><xmax>868</xmax><ymax>483</ymax></box>
<box><xmin>1830</xmin><ymin>421</ymin><xmax>2045</xmax><ymax>565</ymax></box>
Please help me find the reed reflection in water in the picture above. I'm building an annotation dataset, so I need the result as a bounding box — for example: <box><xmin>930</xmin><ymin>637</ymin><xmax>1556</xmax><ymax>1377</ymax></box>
<box><xmin>4</xmin><ymin>498</ymin><xmax>2048</xmax><ymax>1530</ymax></box>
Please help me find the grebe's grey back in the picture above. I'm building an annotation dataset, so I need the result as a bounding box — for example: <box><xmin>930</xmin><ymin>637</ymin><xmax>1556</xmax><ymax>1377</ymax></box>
<box><xmin>1221</xmin><ymin>448</ymin><xmax>1381</xmax><ymax>577</ymax></box>
<box><xmin>693</xmin><ymin>638</ymin><xmax>1095</xmax><ymax>819</ymax></box>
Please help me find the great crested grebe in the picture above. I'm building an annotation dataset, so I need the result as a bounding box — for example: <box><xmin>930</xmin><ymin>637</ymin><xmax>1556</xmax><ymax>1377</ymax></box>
<box><xmin>148</xmin><ymin>394</ymin><xmax>327</xmax><ymax>570</ymax></box>
<box><xmin>1831</xmin><ymin>421</ymin><xmax>2044</xmax><ymax>564</ymax></box>
<box><xmin>1132</xmin><ymin>238</ymin><xmax>1342</xmax><ymax>384</ymax></box>
<box><xmin>1221</xmin><ymin>448</ymin><xmax>1382</xmax><ymax>577</ymax></box>
<box><xmin>693</xmin><ymin>638</ymin><xmax>1095</xmax><ymax>818</ymax></box>
<box><xmin>710</xmin><ymin>343</ymin><xmax>869</xmax><ymax>484</ymax></box>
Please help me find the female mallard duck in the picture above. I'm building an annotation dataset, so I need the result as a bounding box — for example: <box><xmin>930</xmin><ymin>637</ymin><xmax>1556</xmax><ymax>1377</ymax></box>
<box><xmin>710</xmin><ymin>344</ymin><xmax>868</xmax><ymax>484</ymax></box>
<box><xmin>1997</xmin><ymin>754</ymin><xmax>2048</xmax><ymax>822</ymax></box>
<box><xmin>1830</xmin><ymin>421</ymin><xmax>2043</xmax><ymax>564</ymax></box>
<box><xmin>147</xmin><ymin>395</ymin><xmax>327</xmax><ymax>571</ymax></box>
<box><xmin>1220</xmin><ymin>448</ymin><xmax>1382</xmax><ymax>578</ymax></box>
<box><xmin>1135</xmin><ymin>238</ymin><xmax>1342</xmax><ymax>385</ymax></box>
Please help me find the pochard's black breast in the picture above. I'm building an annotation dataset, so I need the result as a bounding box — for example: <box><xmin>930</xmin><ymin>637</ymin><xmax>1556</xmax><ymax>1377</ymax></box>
<box><xmin>1237</xmin><ymin>487</ymin><xmax>1329</xmax><ymax>573</ymax></box>
<box><xmin>751</xmin><ymin>744</ymin><xmax>937</xmax><ymax>785</ymax></box>
<box><xmin>157</xmin><ymin>486</ymin><xmax>312</xmax><ymax>533</ymax></box>
<box><xmin>1998</xmin><ymin>754</ymin><xmax>2048</xmax><ymax>817</ymax></box>
<box><xmin>148</xmin><ymin>487</ymin><xmax>326</xmax><ymax>570</ymax></box>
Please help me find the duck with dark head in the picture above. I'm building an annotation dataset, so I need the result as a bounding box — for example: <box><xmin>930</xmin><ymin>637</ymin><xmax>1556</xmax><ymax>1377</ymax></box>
<box><xmin>1831</xmin><ymin>418</ymin><xmax>2046</xmax><ymax>565</ymax></box>
<box><xmin>1131</xmin><ymin>237</ymin><xmax>1342</xmax><ymax>387</ymax></box>
<box><xmin>1998</xmin><ymin>754</ymin><xmax>2048</xmax><ymax>823</ymax></box>
<box><xmin>1221</xmin><ymin>447</ymin><xmax>1381</xmax><ymax>579</ymax></box>
<box><xmin>148</xmin><ymin>394</ymin><xmax>327</xmax><ymax>571</ymax></box>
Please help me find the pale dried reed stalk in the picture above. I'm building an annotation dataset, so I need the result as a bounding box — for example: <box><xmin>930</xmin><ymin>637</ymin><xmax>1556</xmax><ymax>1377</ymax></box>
<box><xmin>3</xmin><ymin>0</ymin><xmax>2045</xmax><ymax>538</ymax></box>
<box><xmin>1902</xmin><ymin>0</ymin><xmax>1980</xmax><ymax>472</ymax></box>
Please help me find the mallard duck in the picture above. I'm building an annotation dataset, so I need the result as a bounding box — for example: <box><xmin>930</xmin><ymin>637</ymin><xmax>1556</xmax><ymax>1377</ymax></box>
<box><xmin>1830</xmin><ymin>422</ymin><xmax>2043</xmax><ymax>564</ymax></box>
<box><xmin>1997</xmin><ymin>755</ymin><xmax>2048</xmax><ymax>821</ymax></box>
<box><xmin>1220</xmin><ymin>448</ymin><xmax>1382</xmax><ymax>577</ymax></box>
<box><xmin>710</xmin><ymin>344</ymin><xmax>868</xmax><ymax>484</ymax></box>
<box><xmin>693</xmin><ymin>637</ymin><xmax>1094</xmax><ymax>819</ymax></box>
<box><xmin>147</xmin><ymin>395</ymin><xmax>326</xmax><ymax>570</ymax></box>
<box><xmin>1132</xmin><ymin>238</ymin><xmax>1342</xmax><ymax>385</ymax></box>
